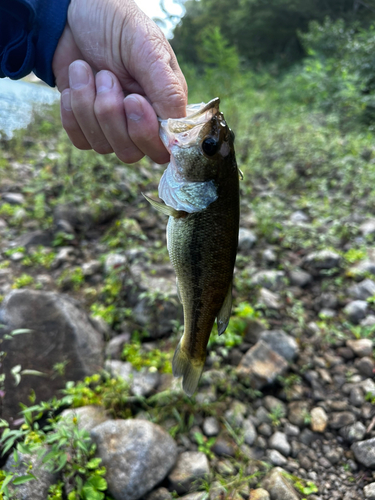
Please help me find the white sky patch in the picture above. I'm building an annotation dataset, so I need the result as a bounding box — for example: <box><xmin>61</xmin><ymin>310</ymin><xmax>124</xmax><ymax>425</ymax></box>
<box><xmin>134</xmin><ymin>0</ymin><xmax>185</xmax><ymax>38</ymax></box>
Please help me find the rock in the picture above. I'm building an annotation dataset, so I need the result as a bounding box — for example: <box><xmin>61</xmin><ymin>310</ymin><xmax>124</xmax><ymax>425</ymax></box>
<box><xmin>144</xmin><ymin>487</ymin><xmax>172</xmax><ymax>500</ymax></box>
<box><xmin>303</xmin><ymin>250</ymin><xmax>341</xmax><ymax>272</ymax></box>
<box><xmin>82</xmin><ymin>260</ymin><xmax>102</xmax><ymax>276</ymax></box>
<box><xmin>251</xmin><ymin>270</ymin><xmax>286</xmax><ymax>291</ymax></box>
<box><xmin>249</xmin><ymin>489</ymin><xmax>270</xmax><ymax>500</ymax></box>
<box><xmin>352</xmin><ymin>437</ymin><xmax>375</xmax><ymax>468</ymax></box>
<box><xmin>329</xmin><ymin>411</ymin><xmax>356</xmax><ymax>429</ymax></box>
<box><xmin>262</xmin><ymin>467</ymin><xmax>300</xmax><ymax>500</ymax></box>
<box><xmin>203</xmin><ymin>416</ymin><xmax>220</xmax><ymax>437</ymax></box>
<box><xmin>340</xmin><ymin>422</ymin><xmax>366</xmax><ymax>443</ymax></box>
<box><xmin>16</xmin><ymin>230</ymin><xmax>52</xmax><ymax>248</ymax></box>
<box><xmin>243</xmin><ymin>418</ymin><xmax>257</xmax><ymax>446</ymax></box>
<box><xmin>132</xmin><ymin>368</ymin><xmax>160</xmax><ymax>397</ymax></box>
<box><xmin>130</xmin><ymin>264</ymin><xmax>182</xmax><ymax>338</ymax></box>
<box><xmin>224</xmin><ymin>401</ymin><xmax>247</xmax><ymax>428</ymax></box>
<box><xmin>168</xmin><ymin>451</ymin><xmax>210</xmax><ymax>494</ymax></box>
<box><xmin>60</xmin><ymin>405</ymin><xmax>108</xmax><ymax>431</ymax></box>
<box><xmin>262</xmin><ymin>248</ymin><xmax>277</xmax><ymax>265</ymax></box>
<box><xmin>211</xmin><ymin>437</ymin><xmax>235</xmax><ymax>457</ymax></box>
<box><xmin>289</xmin><ymin>268</ymin><xmax>312</xmax><ymax>287</ymax></box>
<box><xmin>269</xmin><ymin>431</ymin><xmax>291</xmax><ymax>456</ymax></box>
<box><xmin>105</xmin><ymin>332</ymin><xmax>131</xmax><ymax>359</ymax></box>
<box><xmin>237</xmin><ymin>340</ymin><xmax>288</xmax><ymax>389</ymax></box>
<box><xmin>238</xmin><ymin>227</ymin><xmax>257</xmax><ymax>252</ymax></box>
<box><xmin>355</xmin><ymin>356</ymin><xmax>375</xmax><ymax>377</ymax></box>
<box><xmin>2</xmin><ymin>192</ymin><xmax>25</xmax><ymax>205</ymax></box>
<box><xmin>0</xmin><ymin>290</ymin><xmax>104</xmax><ymax>422</ymax></box>
<box><xmin>343</xmin><ymin>300</ymin><xmax>368</xmax><ymax>324</ymax></box>
<box><xmin>310</xmin><ymin>407</ymin><xmax>328</xmax><ymax>433</ymax></box>
<box><xmin>258</xmin><ymin>288</ymin><xmax>281</xmax><ymax>309</ymax></box>
<box><xmin>91</xmin><ymin>419</ymin><xmax>177</xmax><ymax>500</ymax></box>
<box><xmin>346</xmin><ymin>338</ymin><xmax>373</xmax><ymax>357</ymax></box>
<box><xmin>264</xmin><ymin>395</ymin><xmax>286</xmax><ymax>415</ymax></box>
<box><xmin>360</xmin><ymin>219</ymin><xmax>375</xmax><ymax>236</ymax></box>
<box><xmin>288</xmin><ymin>401</ymin><xmax>310</xmax><ymax>428</ymax></box>
<box><xmin>364</xmin><ymin>482</ymin><xmax>375</xmax><ymax>500</ymax></box>
<box><xmin>104</xmin><ymin>253</ymin><xmax>127</xmax><ymax>274</ymax></box>
<box><xmin>290</xmin><ymin>211</ymin><xmax>309</xmax><ymax>223</ymax></box>
<box><xmin>349</xmin><ymin>387</ymin><xmax>364</xmax><ymax>407</ymax></box>
<box><xmin>259</xmin><ymin>330</ymin><xmax>298</xmax><ymax>361</ymax></box>
<box><xmin>4</xmin><ymin>448</ymin><xmax>58</xmax><ymax>500</ymax></box>
<box><xmin>266</xmin><ymin>449</ymin><xmax>287</xmax><ymax>466</ymax></box>
<box><xmin>348</xmin><ymin>278</ymin><xmax>375</xmax><ymax>300</ymax></box>
<box><xmin>348</xmin><ymin>260</ymin><xmax>375</xmax><ymax>279</ymax></box>
<box><xmin>105</xmin><ymin>360</ymin><xmax>133</xmax><ymax>383</ymax></box>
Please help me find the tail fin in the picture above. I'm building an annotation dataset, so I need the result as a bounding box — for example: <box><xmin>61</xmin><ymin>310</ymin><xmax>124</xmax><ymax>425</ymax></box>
<box><xmin>172</xmin><ymin>340</ymin><xmax>205</xmax><ymax>397</ymax></box>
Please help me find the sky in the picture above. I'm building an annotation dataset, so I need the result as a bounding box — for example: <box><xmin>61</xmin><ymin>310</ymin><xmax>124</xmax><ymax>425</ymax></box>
<box><xmin>134</xmin><ymin>0</ymin><xmax>185</xmax><ymax>38</ymax></box>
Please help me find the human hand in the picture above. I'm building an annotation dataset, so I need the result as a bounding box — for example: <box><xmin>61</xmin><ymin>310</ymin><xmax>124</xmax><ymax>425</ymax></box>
<box><xmin>52</xmin><ymin>0</ymin><xmax>187</xmax><ymax>164</ymax></box>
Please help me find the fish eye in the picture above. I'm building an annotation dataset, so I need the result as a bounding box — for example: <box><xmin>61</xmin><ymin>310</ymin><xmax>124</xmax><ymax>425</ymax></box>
<box><xmin>230</xmin><ymin>129</ymin><xmax>235</xmax><ymax>142</ymax></box>
<box><xmin>202</xmin><ymin>137</ymin><xmax>219</xmax><ymax>156</ymax></box>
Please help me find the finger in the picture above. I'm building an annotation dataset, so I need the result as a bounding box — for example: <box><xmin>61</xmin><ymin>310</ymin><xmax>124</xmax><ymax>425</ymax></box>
<box><xmin>127</xmin><ymin>21</ymin><xmax>188</xmax><ymax>119</ymax></box>
<box><xmin>69</xmin><ymin>60</ymin><xmax>113</xmax><ymax>154</ymax></box>
<box><xmin>60</xmin><ymin>89</ymin><xmax>92</xmax><ymax>150</ymax></box>
<box><xmin>94</xmin><ymin>71</ymin><xmax>144</xmax><ymax>164</ymax></box>
<box><xmin>124</xmin><ymin>94</ymin><xmax>170</xmax><ymax>165</ymax></box>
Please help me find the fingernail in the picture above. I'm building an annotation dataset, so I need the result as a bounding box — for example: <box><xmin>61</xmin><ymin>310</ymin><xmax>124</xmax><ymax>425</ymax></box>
<box><xmin>61</xmin><ymin>89</ymin><xmax>72</xmax><ymax>111</ymax></box>
<box><xmin>96</xmin><ymin>71</ymin><xmax>114</xmax><ymax>93</ymax></box>
<box><xmin>125</xmin><ymin>95</ymin><xmax>143</xmax><ymax>121</ymax></box>
<box><xmin>69</xmin><ymin>61</ymin><xmax>90</xmax><ymax>89</ymax></box>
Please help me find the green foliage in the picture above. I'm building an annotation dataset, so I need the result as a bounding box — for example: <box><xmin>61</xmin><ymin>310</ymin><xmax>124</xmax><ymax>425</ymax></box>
<box><xmin>284</xmin><ymin>472</ymin><xmax>319</xmax><ymax>495</ymax></box>
<box><xmin>21</xmin><ymin>247</ymin><xmax>56</xmax><ymax>269</ymax></box>
<box><xmin>208</xmin><ymin>302</ymin><xmax>265</xmax><ymax>353</ymax></box>
<box><xmin>286</xmin><ymin>19</ymin><xmax>375</xmax><ymax>128</ymax></box>
<box><xmin>194</xmin><ymin>432</ymin><xmax>216</xmax><ymax>460</ymax></box>
<box><xmin>11</xmin><ymin>274</ymin><xmax>34</xmax><ymax>289</ymax></box>
<box><xmin>57</xmin><ymin>267</ymin><xmax>85</xmax><ymax>291</ymax></box>
<box><xmin>101</xmin><ymin>218</ymin><xmax>146</xmax><ymax>250</ymax></box>
<box><xmin>122</xmin><ymin>338</ymin><xmax>173</xmax><ymax>373</ymax></box>
<box><xmin>63</xmin><ymin>373</ymin><xmax>131</xmax><ymax>418</ymax></box>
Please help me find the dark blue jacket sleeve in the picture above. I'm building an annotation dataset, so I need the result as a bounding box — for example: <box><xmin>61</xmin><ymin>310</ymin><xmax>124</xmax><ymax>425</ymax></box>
<box><xmin>0</xmin><ymin>0</ymin><xmax>71</xmax><ymax>86</ymax></box>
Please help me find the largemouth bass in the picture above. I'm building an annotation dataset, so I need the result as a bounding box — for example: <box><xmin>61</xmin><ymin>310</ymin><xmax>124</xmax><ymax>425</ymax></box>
<box><xmin>144</xmin><ymin>98</ymin><xmax>240</xmax><ymax>396</ymax></box>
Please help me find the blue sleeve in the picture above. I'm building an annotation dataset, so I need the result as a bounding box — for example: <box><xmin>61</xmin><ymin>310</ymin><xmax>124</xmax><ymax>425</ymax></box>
<box><xmin>0</xmin><ymin>0</ymin><xmax>71</xmax><ymax>87</ymax></box>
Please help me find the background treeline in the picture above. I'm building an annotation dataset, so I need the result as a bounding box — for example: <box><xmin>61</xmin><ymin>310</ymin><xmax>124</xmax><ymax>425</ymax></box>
<box><xmin>169</xmin><ymin>0</ymin><xmax>375</xmax><ymax>129</ymax></box>
<box><xmin>171</xmin><ymin>0</ymin><xmax>375</xmax><ymax>67</ymax></box>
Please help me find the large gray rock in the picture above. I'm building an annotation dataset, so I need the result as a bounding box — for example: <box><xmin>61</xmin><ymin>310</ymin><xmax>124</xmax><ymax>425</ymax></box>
<box><xmin>91</xmin><ymin>419</ymin><xmax>177</xmax><ymax>500</ymax></box>
<box><xmin>236</xmin><ymin>341</ymin><xmax>288</xmax><ymax>389</ymax></box>
<box><xmin>168</xmin><ymin>451</ymin><xmax>210</xmax><ymax>494</ymax></box>
<box><xmin>0</xmin><ymin>290</ymin><xmax>104</xmax><ymax>421</ymax></box>
<box><xmin>60</xmin><ymin>405</ymin><xmax>108</xmax><ymax>432</ymax></box>
<box><xmin>259</xmin><ymin>330</ymin><xmax>298</xmax><ymax>361</ymax></box>
<box><xmin>352</xmin><ymin>438</ymin><xmax>375</xmax><ymax>468</ymax></box>
<box><xmin>3</xmin><ymin>448</ymin><xmax>58</xmax><ymax>500</ymax></box>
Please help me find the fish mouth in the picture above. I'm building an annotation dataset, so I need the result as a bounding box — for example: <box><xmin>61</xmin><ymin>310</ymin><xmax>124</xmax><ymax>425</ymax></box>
<box><xmin>159</xmin><ymin>98</ymin><xmax>221</xmax><ymax>152</ymax></box>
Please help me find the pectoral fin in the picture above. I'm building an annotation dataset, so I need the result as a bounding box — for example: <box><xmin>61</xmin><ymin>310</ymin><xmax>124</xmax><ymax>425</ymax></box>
<box><xmin>216</xmin><ymin>282</ymin><xmax>233</xmax><ymax>335</ymax></box>
<box><xmin>142</xmin><ymin>193</ymin><xmax>183</xmax><ymax>218</ymax></box>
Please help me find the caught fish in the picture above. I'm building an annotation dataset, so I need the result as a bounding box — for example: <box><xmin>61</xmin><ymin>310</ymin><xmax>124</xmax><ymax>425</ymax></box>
<box><xmin>144</xmin><ymin>98</ymin><xmax>240</xmax><ymax>396</ymax></box>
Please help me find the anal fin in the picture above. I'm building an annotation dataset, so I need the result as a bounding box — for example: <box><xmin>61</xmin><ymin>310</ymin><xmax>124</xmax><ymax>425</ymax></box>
<box><xmin>216</xmin><ymin>282</ymin><xmax>233</xmax><ymax>335</ymax></box>
<box><xmin>176</xmin><ymin>278</ymin><xmax>182</xmax><ymax>303</ymax></box>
